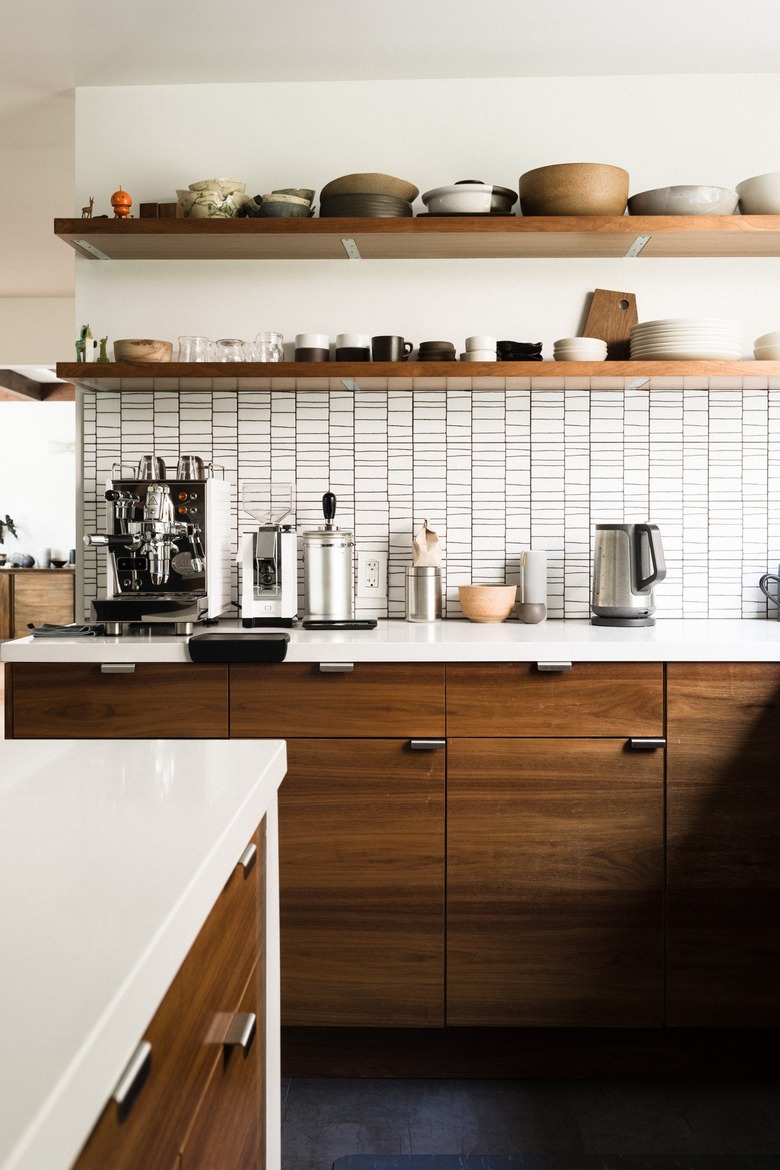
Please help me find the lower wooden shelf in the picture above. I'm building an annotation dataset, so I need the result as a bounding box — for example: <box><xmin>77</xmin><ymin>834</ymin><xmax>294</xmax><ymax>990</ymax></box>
<box><xmin>56</xmin><ymin>359</ymin><xmax>780</xmax><ymax>393</ymax></box>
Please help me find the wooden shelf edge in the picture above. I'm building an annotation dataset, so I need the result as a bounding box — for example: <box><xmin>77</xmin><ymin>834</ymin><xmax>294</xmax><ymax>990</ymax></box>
<box><xmin>56</xmin><ymin>359</ymin><xmax>780</xmax><ymax>393</ymax></box>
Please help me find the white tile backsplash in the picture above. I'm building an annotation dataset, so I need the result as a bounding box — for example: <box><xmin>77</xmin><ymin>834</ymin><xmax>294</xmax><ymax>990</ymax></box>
<box><xmin>80</xmin><ymin>386</ymin><xmax>780</xmax><ymax>622</ymax></box>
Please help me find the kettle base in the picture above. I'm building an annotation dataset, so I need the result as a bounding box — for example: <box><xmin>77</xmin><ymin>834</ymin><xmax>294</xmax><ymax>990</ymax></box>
<box><xmin>590</xmin><ymin>615</ymin><xmax>656</xmax><ymax>627</ymax></box>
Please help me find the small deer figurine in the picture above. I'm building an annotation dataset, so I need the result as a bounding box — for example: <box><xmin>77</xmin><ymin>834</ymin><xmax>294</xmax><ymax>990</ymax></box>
<box><xmin>81</xmin><ymin>197</ymin><xmax>94</xmax><ymax>219</ymax></box>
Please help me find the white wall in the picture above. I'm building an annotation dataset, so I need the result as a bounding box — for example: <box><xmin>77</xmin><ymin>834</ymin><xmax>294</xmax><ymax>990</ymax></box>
<box><xmin>74</xmin><ymin>74</ymin><xmax>780</xmax><ymax>351</ymax></box>
<box><xmin>0</xmin><ymin>298</ymin><xmax>75</xmax><ymax>364</ymax></box>
<box><xmin>0</xmin><ymin>402</ymin><xmax>76</xmax><ymax>562</ymax></box>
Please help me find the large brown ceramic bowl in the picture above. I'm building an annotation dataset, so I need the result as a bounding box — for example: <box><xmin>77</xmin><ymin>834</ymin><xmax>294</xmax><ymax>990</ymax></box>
<box><xmin>519</xmin><ymin>163</ymin><xmax>629</xmax><ymax>216</ymax></box>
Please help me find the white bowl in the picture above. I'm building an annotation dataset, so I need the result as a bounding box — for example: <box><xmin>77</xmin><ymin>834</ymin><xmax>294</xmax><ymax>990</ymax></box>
<box><xmin>627</xmin><ymin>185</ymin><xmax>738</xmax><ymax>216</ymax></box>
<box><xmin>462</xmin><ymin>350</ymin><xmax>498</xmax><ymax>362</ymax></box>
<box><xmin>466</xmin><ymin>335</ymin><xmax>497</xmax><ymax>351</ymax></box>
<box><xmin>754</xmin><ymin>344</ymin><xmax>780</xmax><ymax>360</ymax></box>
<box><xmin>754</xmin><ymin>330</ymin><xmax>780</xmax><ymax>348</ymax></box>
<box><xmin>554</xmin><ymin>350</ymin><xmax>608</xmax><ymax>362</ymax></box>
<box><xmin>553</xmin><ymin>336</ymin><xmax>607</xmax><ymax>347</ymax></box>
<box><xmin>422</xmin><ymin>184</ymin><xmax>493</xmax><ymax>214</ymax></box>
<box><xmin>736</xmin><ymin>172</ymin><xmax>780</xmax><ymax>214</ymax></box>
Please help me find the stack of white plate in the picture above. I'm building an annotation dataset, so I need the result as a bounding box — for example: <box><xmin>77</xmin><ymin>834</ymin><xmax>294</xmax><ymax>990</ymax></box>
<box><xmin>552</xmin><ymin>336</ymin><xmax>608</xmax><ymax>362</ymax></box>
<box><xmin>630</xmin><ymin>318</ymin><xmax>743</xmax><ymax>360</ymax></box>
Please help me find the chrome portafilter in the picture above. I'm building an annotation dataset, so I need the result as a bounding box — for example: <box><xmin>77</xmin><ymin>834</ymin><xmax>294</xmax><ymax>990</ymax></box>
<box><xmin>759</xmin><ymin>572</ymin><xmax>780</xmax><ymax>619</ymax></box>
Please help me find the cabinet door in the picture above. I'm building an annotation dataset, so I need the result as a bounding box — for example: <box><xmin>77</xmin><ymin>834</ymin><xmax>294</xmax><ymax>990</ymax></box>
<box><xmin>447</xmin><ymin>737</ymin><xmax>664</xmax><ymax>1027</ymax></box>
<box><xmin>279</xmin><ymin>738</ymin><xmax>445</xmax><ymax>1026</ymax></box>
<box><xmin>667</xmin><ymin>662</ymin><xmax>780</xmax><ymax>1026</ymax></box>
<box><xmin>11</xmin><ymin>570</ymin><xmax>75</xmax><ymax>638</ymax></box>
<box><xmin>8</xmin><ymin>662</ymin><xmax>228</xmax><ymax>738</ymax></box>
<box><xmin>447</xmin><ymin>662</ymin><xmax>663</xmax><ymax>737</ymax></box>
<box><xmin>179</xmin><ymin>969</ymin><xmax>260</xmax><ymax>1170</ymax></box>
<box><xmin>230</xmin><ymin>662</ymin><xmax>445</xmax><ymax>737</ymax></box>
<box><xmin>72</xmin><ymin>831</ymin><xmax>260</xmax><ymax>1170</ymax></box>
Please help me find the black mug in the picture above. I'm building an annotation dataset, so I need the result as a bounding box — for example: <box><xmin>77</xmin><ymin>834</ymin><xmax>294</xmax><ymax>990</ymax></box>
<box><xmin>372</xmin><ymin>335</ymin><xmax>413</xmax><ymax>362</ymax></box>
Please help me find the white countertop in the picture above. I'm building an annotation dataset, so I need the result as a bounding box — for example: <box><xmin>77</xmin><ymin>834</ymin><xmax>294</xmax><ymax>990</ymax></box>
<box><xmin>2</xmin><ymin>617</ymin><xmax>780</xmax><ymax>663</ymax></box>
<box><xmin>0</xmin><ymin>738</ymin><xmax>286</xmax><ymax>1170</ymax></box>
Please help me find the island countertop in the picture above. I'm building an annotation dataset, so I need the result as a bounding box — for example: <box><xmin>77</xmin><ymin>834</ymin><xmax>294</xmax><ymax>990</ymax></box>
<box><xmin>2</xmin><ymin>618</ymin><xmax>780</xmax><ymax>664</ymax></box>
<box><xmin>0</xmin><ymin>738</ymin><xmax>286</xmax><ymax>1170</ymax></box>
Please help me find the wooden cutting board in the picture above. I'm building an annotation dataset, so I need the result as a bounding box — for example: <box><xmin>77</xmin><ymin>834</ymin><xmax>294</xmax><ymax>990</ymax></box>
<box><xmin>582</xmin><ymin>288</ymin><xmax>638</xmax><ymax>360</ymax></box>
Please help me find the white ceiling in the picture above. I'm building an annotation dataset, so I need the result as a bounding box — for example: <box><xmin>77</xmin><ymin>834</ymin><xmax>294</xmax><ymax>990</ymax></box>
<box><xmin>2</xmin><ymin>0</ymin><xmax>780</xmax><ymax>303</ymax></box>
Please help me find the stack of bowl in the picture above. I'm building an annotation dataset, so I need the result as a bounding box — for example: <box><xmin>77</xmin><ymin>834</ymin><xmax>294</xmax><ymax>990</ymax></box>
<box><xmin>319</xmin><ymin>173</ymin><xmax>418</xmax><ymax>218</ymax></box>
<box><xmin>553</xmin><ymin>337</ymin><xmax>608</xmax><ymax>362</ymax></box>
<box><xmin>418</xmin><ymin>340</ymin><xmax>457</xmax><ymax>362</ymax></box>
<box><xmin>461</xmin><ymin>335</ymin><xmax>497</xmax><ymax>361</ymax></box>
<box><xmin>753</xmin><ymin>331</ymin><xmax>780</xmax><ymax>360</ymax></box>
<box><xmin>497</xmin><ymin>340</ymin><xmax>543</xmax><ymax>361</ymax></box>
<box><xmin>630</xmin><ymin>318</ymin><xmax>743</xmax><ymax>360</ymax></box>
<box><xmin>176</xmin><ymin>179</ymin><xmax>249</xmax><ymax>218</ymax></box>
<box><xmin>243</xmin><ymin>188</ymin><xmax>315</xmax><ymax>218</ymax></box>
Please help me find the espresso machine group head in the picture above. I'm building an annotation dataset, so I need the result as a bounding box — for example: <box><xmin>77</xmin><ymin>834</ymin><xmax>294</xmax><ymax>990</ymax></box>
<box><xmin>239</xmin><ymin>481</ymin><xmax>297</xmax><ymax>627</ymax></box>
<box><xmin>85</xmin><ymin>461</ymin><xmax>232</xmax><ymax>634</ymax></box>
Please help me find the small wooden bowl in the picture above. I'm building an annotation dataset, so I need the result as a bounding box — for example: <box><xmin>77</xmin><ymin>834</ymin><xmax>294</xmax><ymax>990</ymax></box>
<box><xmin>113</xmin><ymin>339</ymin><xmax>173</xmax><ymax>363</ymax></box>
<box><xmin>458</xmin><ymin>584</ymin><xmax>517</xmax><ymax>623</ymax></box>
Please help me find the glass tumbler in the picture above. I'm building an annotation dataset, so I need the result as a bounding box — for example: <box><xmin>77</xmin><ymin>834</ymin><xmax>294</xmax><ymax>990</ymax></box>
<box><xmin>178</xmin><ymin>335</ymin><xmax>212</xmax><ymax>362</ymax></box>
<box><xmin>215</xmin><ymin>338</ymin><xmax>248</xmax><ymax>362</ymax></box>
<box><xmin>253</xmin><ymin>331</ymin><xmax>284</xmax><ymax>362</ymax></box>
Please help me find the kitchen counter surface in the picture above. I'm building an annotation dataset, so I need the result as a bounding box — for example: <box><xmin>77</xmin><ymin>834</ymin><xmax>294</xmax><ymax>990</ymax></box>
<box><xmin>2</xmin><ymin>617</ymin><xmax>780</xmax><ymax>663</ymax></box>
<box><xmin>0</xmin><ymin>738</ymin><xmax>287</xmax><ymax>1170</ymax></box>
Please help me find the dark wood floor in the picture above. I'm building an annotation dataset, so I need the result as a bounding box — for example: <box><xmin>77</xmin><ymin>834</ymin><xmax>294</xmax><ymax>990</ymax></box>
<box><xmin>281</xmin><ymin>1078</ymin><xmax>780</xmax><ymax>1170</ymax></box>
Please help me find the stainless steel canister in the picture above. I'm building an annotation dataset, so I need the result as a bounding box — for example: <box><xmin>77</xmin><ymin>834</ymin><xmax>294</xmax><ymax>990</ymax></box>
<box><xmin>405</xmin><ymin>566</ymin><xmax>442</xmax><ymax>622</ymax></box>
<box><xmin>303</xmin><ymin>527</ymin><xmax>355</xmax><ymax>621</ymax></box>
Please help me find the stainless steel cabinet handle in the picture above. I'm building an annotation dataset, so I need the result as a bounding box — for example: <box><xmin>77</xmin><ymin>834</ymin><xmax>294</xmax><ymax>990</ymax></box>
<box><xmin>410</xmin><ymin>739</ymin><xmax>446</xmax><ymax>751</ymax></box>
<box><xmin>112</xmin><ymin>1039</ymin><xmax>152</xmax><ymax>1120</ymax></box>
<box><xmin>100</xmin><ymin>662</ymin><xmax>136</xmax><ymax>674</ymax></box>
<box><xmin>238</xmin><ymin>842</ymin><xmax>257</xmax><ymax>877</ymax></box>
<box><xmin>628</xmin><ymin>737</ymin><xmax>667</xmax><ymax>751</ymax></box>
<box><xmin>224</xmin><ymin>1012</ymin><xmax>257</xmax><ymax>1058</ymax></box>
<box><xmin>536</xmin><ymin>661</ymin><xmax>573</xmax><ymax>672</ymax></box>
<box><xmin>318</xmin><ymin>662</ymin><xmax>354</xmax><ymax>673</ymax></box>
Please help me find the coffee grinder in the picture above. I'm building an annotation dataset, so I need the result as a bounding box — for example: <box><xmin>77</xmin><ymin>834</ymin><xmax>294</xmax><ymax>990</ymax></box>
<box><xmin>239</xmin><ymin>481</ymin><xmax>297</xmax><ymax>627</ymax></box>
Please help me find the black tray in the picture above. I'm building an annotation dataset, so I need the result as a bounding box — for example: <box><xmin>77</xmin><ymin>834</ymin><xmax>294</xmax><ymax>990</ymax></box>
<box><xmin>188</xmin><ymin>632</ymin><xmax>289</xmax><ymax>663</ymax></box>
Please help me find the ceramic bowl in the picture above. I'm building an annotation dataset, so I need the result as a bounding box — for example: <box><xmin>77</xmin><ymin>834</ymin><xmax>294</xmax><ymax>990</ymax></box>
<box><xmin>736</xmin><ymin>172</ymin><xmax>780</xmax><ymax>214</ymax></box>
<box><xmin>320</xmin><ymin>172</ymin><xmax>419</xmax><ymax>202</ymax></box>
<box><xmin>519</xmin><ymin>163</ymin><xmax>629</xmax><ymax>216</ymax></box>
<box><xmin>273</xmin><ymin>188</ymin><xmax>315</xmax><ymax>203</ymax></box>
<box><xmin>261</xmin><ymin>192</ymin><xmax>310</xmax><ymax>206</ymax></box>
<box><xmin>422</xmin><ymin>182</ymin><xmax>517</xmax><ymax>215</ymax></box>
<box><xmin>178</xmin><ymin>189</ymin><xmax>249</xmax><ymax>218</ymax></box>
<box><xmin>753</xmin><ymin>330</ymin><xmax>780</xmax><ymax>348</ymax></box>
<box><xmin>627</xmin><ymin>185</ymin><xmax>738</xmax><ymax>216</ymax></box>
<box><xmin>255</xmin><ymin>200</ymin><xmax>313</xmax><ymax>218</ymax></box>
<box><xmin>754</xmin><ymin>344</ymin><xmax>780</xmax><ymax>360</ymax></box>
<box><xmin>458</xmin><ymin>584</ymin><xmax>517</xmax><ymax>623</ymax></box>
<box><xmin>113</xmin><ymin>339</ymin><xmax>173</xmax><ymax>363</ymax></box>
<box><xmin>188</xmin><ymin>178</ymin><xmax>246</xmax><ymax>196</ymax></box>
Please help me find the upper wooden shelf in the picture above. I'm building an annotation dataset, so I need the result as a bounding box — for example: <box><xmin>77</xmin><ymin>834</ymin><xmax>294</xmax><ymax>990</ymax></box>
<box><xmin>56</xmin><ymin>360</ymin><xmax>780</xmax><ymax>392</ymax></box>
<box><xmin>53</xmin><ymin>215</ymin><xmax>780</xmax><ymax>261</ymax></box>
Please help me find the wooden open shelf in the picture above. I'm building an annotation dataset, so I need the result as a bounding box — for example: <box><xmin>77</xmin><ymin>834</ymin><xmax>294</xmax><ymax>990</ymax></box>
<box><xmin>56</xmin><ymin>360</ymin><xmax>780</xmax><ymax>393</ymax></box>
<box><xmin>54</xmin><ymin>215</ymin><xmax>780</xmax><ymax>261</ymax></box>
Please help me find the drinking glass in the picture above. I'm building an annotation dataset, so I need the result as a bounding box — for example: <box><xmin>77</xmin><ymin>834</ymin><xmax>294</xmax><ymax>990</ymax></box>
<box><xmin>253</xmin><ymin>331</ymin><xmax>284</xmax><ymax>362</ymax></box>
<box><xmin>178</xmin><ymin>335</ymin><xmax>212</xmax><ymax>362</ymax></box>
<box><xmin>215</xmin><ymin>338</ymin><xmax>248</xmax><ymax>362</ymax></box>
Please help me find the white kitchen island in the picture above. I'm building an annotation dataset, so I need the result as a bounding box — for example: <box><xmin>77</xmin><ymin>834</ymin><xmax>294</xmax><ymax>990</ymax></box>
<box><xmin>0</xmin><ymin>738</ymin><xmax>286</xmax><ymax>1170</ymax></box>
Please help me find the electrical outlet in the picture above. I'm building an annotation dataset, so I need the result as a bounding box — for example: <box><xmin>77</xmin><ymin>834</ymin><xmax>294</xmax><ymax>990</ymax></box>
<box><xmin>357</xmin><ymin>551</ymin><xmax>388</xmax><ymax>598</ymax></box>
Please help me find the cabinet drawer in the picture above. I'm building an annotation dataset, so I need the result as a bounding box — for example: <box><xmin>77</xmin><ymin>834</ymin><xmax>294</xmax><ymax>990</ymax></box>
<box><xmin>446</xmin><ymin>662</ymin><xmax>664</xmax><ymax>737</ymax></box>
<box><xmin>9</xmin><ymin>662</ymin><xmax>228</xmax><ymax>738</ymax></box>
<box><xmin>72</xmin><ymin>831</ymin><xmax>260</xmax><ymax>1170</ymax></box>
<box><xmin>230</xmin><ymin>662</ymin><xmax>445</xmax><ymax>737</ymax></box>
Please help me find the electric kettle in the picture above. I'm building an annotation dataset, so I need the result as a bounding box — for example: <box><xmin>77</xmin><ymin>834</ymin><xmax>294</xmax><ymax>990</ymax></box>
<box><xmin>591</xmin><ymin>522</ymin><xmax>666</xmax><ymax>627</ymax></box>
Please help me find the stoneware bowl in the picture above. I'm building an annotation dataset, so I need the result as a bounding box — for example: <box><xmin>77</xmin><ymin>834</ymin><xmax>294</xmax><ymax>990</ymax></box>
<box><xmin>187</xmin><ymin>178</ymin><xmax>246</xmax><ymax>197</ymax></box>
<box><xmin>736</xmin><ymin>172</ymin><xmax>780</xmax><ymax>214</ymax></box>
<box><xmin>519</xmin><ymin>163</ymin><xmax>629</xmax><ymax>216</ymax></box>
<box><xmin>627</xmin><ymin>185</ymin><xmax>738</xmax><ymax>216</ymax></box>
<box><xmin>113</xmin><ymin>339</ymin><xmax>173</xmax><ymax>363</ymax></box>
<box><xmin>319</xmin><ymin>172</ymin><xmax>419</xmax><ymax>203</ymax></box>
<box><xmin>458</xmin><ymin>584</ymin><xmax>517</xmax><ymax>622</ymax></box>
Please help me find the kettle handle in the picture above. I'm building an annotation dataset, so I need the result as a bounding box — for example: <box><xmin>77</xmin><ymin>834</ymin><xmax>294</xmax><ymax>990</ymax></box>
<box><xmin>322</xmin><ymin>492</ymin><xmax>337</xmax><ymax>523</ymax></box>
<box><xmin>635</xmin><ymin>523</ymin><xmax>667</xmax><ymax>591</ymax></box>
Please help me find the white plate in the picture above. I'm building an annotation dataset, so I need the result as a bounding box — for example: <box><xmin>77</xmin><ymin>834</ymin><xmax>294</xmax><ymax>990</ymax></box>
<box><xmin>631</xmin><ymin>317</ymin><xmax>743</xmax><ymax>329</ymax></box>
<box><xmin>629</xmin><ymin>347</ymin><xmax>743</xmax><ymax>360</ymax></box>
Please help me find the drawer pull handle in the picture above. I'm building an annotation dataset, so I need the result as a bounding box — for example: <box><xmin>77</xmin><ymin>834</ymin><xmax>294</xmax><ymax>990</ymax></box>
<box><xmin>536</xmin><ymin>661</ymin><xmax>572</xmax><ymax>672</ymax></box>
<box><xmin>410</xmin><ymin>739</ymin><xmax>446</xmax><ymax>751</ymax></box>
<box><xmin>112</xmin><ymin>1040</ymin><xmax>152</xmax><ymax>1121</ymax></box>
<box><xmin>224</xmin><ymin>1012</ymin><xmax>256</xmax><ymax>1058</ymax></box>
<box><xmin>319</xmin><ymin>662</ymin><xmax>354</xmax><ymax>673</ymax></box>
<box><xmin>238</xmin><ymin>842</ymin><xmax>257</xmax><ymax>877</ymax></box>
<box><xmin>628</xmin><ymin>737</ymin><xmax>667</xmax><ymax>751</ymax></box>
<box><xmin>100</xmin><ymin>663</ymin><xmax>136</xmax><ymax>674</ymax></box>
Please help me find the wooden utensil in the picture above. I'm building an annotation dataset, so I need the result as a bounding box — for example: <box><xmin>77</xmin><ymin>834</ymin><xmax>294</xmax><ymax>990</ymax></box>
<box><xmin>582</xmin><ymin>288</ymin><xmax>638</xmax><ymax>360</ymax></box>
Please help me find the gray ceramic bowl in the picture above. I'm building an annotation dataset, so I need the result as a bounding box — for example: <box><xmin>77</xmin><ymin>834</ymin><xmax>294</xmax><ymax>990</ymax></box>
<box><xmin>627</xmin><ymin>185</ymin><xmax>738</xmax><ymax>215</ymax></box>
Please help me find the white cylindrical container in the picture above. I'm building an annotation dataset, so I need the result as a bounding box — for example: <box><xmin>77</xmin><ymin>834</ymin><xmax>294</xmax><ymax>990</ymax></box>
<box><xmin>405</xmin><ymin>566</ymin><xmax>442</xmax><ymax>622</ymax></box>
<box><xmin>518</xmin><ymin>549</ymin><xmax>547</xmax><ymax>623</ymax></box>
<box><xmin>35</xmin><ymin>548</ymin><xmax>52</xmax><ymax>569</ymax></box>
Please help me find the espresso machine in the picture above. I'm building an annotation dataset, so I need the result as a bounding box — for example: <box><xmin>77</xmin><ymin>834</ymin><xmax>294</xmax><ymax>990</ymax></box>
<box><xmin>239</xmin><ymin>481</ymin><xmax>297</xmax><ymax>627</ymax></box>
<box><xmin>85</xmin><ymin>455</ymin><xmax>232</xmax><ymax>634</ymax></box>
